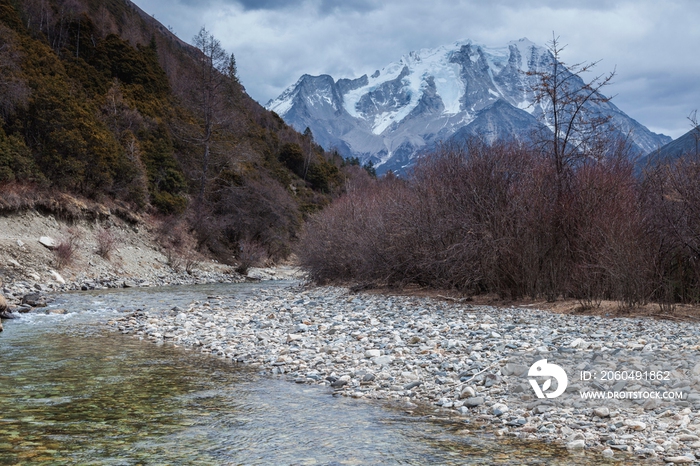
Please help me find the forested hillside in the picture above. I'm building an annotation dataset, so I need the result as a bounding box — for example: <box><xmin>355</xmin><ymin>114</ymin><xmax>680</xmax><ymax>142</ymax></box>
<box><xmin>0</xmin><ymin>0</ymin><xmax>362</xmax><ymax>263</ymax></box>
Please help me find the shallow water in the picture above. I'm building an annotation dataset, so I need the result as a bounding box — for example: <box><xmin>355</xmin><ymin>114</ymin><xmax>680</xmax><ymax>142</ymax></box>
<box><xmin>0</xmin><ymin>282</ymin><xmax>627</xmax><ymax>464</ymax></box>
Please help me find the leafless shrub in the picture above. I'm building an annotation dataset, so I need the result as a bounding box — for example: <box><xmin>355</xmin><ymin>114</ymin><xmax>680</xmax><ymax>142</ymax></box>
<box><xmin>184</xmin><ymin>251</ymin><xmax>200</xmax><ymax>275</ymax></box>
<box><xmin>643</xmin><ymin>153</ymin><xmax>700</xmax><ymax>305</ymax></box>
<box><xmin>200</xmin><ymin>172</ymin><xmax>301</xmax><ymax>262</ymax></box>
<box><xmin>299</xmin><ymin>137</ymin><xmax>660</xmax><ymax>305</ymax></box>
<box><xmin>53</xmin><ymin>228</ymin><xmax>82</xmax><ymax>269</ymax></box>
<box><xmin>157</xmin><ymin>216</ymin><xmax>197</xmax><ymax>273</ymax></box>
<box><xmin>299</xmin><ymin>132</ymin><xmax>700</xmax><ymax>311</ymax></box>
<box><xmin>236</xmin><ymin>240</ymin><xmax>266</xmax><ymax>275</ymax></box>
<box><xmin>95</xmin><ymin>227</ymin><xmax>118</xmax><ymax>260</ymax></box>
<box><xmin>165</xmin><ymin>249</ymin><xmax>183</xmax><ymax>272</ymax></box>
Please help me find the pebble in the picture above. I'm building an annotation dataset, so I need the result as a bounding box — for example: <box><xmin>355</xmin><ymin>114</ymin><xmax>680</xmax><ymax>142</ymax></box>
<box><xmin>625</xmin><ymin>420</ymin><xmax>647</xmax><ymax>431</ymax></box>
<box><xmin>566</xmin><ymin>439</ymin><xmax>586</xmax><ymax>450</ymax></box>
<box><xmin>464</xmin><ymin>397</ymin><xmax>485</xmax><ymax>407</ymax></box>
<box><xmin>665</xmin><ymin>456</ymin><xmax>695</xmax><ymax>464</ymax></box>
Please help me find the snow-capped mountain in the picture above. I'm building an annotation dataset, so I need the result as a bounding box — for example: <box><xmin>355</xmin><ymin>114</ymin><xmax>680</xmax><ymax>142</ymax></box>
<box><xmin>266</xmin><ymin>38</ymin><xmax>671</xmax><ymax>174</ymax></box>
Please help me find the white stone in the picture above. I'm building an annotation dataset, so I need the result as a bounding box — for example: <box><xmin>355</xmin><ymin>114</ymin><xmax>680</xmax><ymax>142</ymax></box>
<box><xmin>492</xmin><ymin>403</ymin><xmax>508</xmax><ymax>415</ymax></box>
<box><xmin>364</xmin><ymin>349</ymin><xmax>381</xmax><ymax>358</ymax></box>
<box><xmin>459</xmin><ymin>386</ymin><xmax>476</xmax><ymax>399</ymax></box>
<box><xmin>372</xmin><ymin>355</ymin><xmax>394</xmax><ymax>366</ymax></box>
<box><xmin>566</xmin><ymin>439</ymin><xmax>585</xmax><ymax>450</ymax></box>
<box><xmin>50</xmin><ymin>270</ymin><xmax>65</xmax><ymax>284</ymax></box>
<box><xmin>692</xmin><ymin>362</ymin><xmax>700</xmax><ymax>377</ymax></box>
<box><xmin>664</xmin><ymin>456</ymin><xmax>695</xmax><ymax>464</ymax></box>
<box><xmin>39</xmin><ymin>236</ymin><xmax>57</xmax><ymax>249</ymax></box>
<box><xmin>624</xmin><ymin>420</ymin><xmax>647</xmax><ymax>431</ymax></box>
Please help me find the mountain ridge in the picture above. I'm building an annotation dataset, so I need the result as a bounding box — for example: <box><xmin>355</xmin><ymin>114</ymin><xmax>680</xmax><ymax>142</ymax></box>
<box><xmin>640</xmin><ymin>126</ymin><xmax>700</xmax><ymax>168</ymax></box>
<box><xmin>268</xmin><ymin>38</ymin><xmax>671</xmax><ymax>173</ymax></box>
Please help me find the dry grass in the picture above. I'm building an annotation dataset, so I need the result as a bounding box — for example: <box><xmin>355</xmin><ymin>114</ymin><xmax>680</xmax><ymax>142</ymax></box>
<box><xmin>0</xmin><ymin>182</ymin><xmax>142</xmax><ymax>225</ymax></box>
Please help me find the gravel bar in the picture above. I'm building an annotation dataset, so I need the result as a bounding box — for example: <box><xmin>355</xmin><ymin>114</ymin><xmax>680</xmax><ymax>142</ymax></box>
<box><xmin>109</xmin><ymin>284</ymin><xmax>700</xmax><ymax>464</ymax></box>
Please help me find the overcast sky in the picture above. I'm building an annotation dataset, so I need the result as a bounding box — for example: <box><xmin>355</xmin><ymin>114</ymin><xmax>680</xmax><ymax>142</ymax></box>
<box><xmin>137</xmin><ymin>0</ymin><xmax>699</xmax><ymax>139</ymax></box>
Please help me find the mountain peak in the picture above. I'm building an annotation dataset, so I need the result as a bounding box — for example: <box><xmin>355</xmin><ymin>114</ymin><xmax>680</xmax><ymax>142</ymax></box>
<box><xmin>266</xmin><ymin>38</ymin><xmax>670</xmax><ymax>173</ymax></box>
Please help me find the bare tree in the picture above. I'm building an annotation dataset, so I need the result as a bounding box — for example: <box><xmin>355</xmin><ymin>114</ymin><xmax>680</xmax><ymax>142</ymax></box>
<box><xmin>189</xmin><ymin>27</ymin><xmax>239</xmax><ymax>206</ymax></box>
<box><xmin>688</xmin><ymin>110</ymin><xmax>700</xmax><ymax>158</ymax></box>
<box><xmin>527</xmin><ymin>33</ymin><xmax>616</xmax><ymax>182</ymax></box>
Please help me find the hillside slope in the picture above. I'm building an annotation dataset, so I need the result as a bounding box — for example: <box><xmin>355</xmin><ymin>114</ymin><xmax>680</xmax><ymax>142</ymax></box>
<box><xmin>0</xmin><ymin>0</ymin><xmax>352</xmax><ymax>263</ymax></box>
<box><xmin>639</xmin><ymin>126</ymin><xmax>700</xmax><ymax>168</ymax></box>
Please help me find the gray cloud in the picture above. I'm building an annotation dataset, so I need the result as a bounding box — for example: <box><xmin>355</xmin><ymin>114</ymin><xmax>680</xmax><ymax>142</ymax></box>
<box><xmin>181</xmin><ymin>0</ymin><xmax>378</xmax><ymax>13</ymax></box>
<box><xmin>136</xmin><ymin>0</ymin><xmax>700</xmax><ymax>139</ymax></box>
<box><xmin>232</xmin><ymin>0</ymin><xmax>300</xmax><ymax>10</ymax></box>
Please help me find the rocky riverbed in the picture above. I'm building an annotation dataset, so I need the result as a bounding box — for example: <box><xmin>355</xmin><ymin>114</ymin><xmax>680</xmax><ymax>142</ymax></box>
<box><xmin>0</xmin><ymin>267</ymin><xmax>244</xmax><ymax>315</ymax></box>
<box><xmin>108</xmin><ymin>284</ymin><xmax>700</xmax><ymax>464</ymax></box>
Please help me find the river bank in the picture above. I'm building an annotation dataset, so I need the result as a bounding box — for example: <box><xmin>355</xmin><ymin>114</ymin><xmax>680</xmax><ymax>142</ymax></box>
<box><xmin>109</xmin><ymin>283</ymin><xmax>700</xmax><ymax>464</ymax></box>
<box><xmin>0</xmin><ymin>210</ymin><xmax>304</xmax><ymax>314</ymax></box>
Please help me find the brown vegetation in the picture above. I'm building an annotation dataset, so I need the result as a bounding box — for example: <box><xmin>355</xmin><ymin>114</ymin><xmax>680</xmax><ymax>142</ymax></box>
<box><xmin>53</xmin><ymin>227</ymin><xmax>81</xmax><ymax>269</ymax></box>
<box><xmin>95</xmin><ymin>226</ymin><xmax>118</xmax><ymax>260</ymax></box>
<box><xmin>299</xmin><ymin>139</ymin><xmax>700</xmax><ymax>310</ymax></box>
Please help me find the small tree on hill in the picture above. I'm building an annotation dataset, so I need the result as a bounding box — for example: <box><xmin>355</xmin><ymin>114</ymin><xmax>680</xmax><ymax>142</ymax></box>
<box><xmin>688</xmin><ymin>110</ymin><xmax>699</xmax><ymax>158</ymax></box>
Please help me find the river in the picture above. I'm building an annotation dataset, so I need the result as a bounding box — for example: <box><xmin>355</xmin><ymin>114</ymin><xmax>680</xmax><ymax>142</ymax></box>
<box><xmin>0</xmin><ymin>281</ymin><xmax>622</xmax><ymax>464</ymax></box>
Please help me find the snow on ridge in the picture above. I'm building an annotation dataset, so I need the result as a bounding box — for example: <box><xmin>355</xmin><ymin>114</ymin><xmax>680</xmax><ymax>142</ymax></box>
<box><xmin>267</xmin><ymin>90</ymin><xmax>296</xmax><ymax>117</ymax></box>
<box><xmin>268</xmin><ymin>38</ymin><xmax>550</xmax><ymax>125</ymax></box>
<box><xmin>341</xmin><ymin>38</ymin><xmax>551</xmax><ymax>132</ymax></box>
<box><xmin>266</xmin><ymin>75</ymin><xmax>309</xmax><ymax>116</ymax></box>
<box><xmin>343</xmin><ymin>41</ymin><xmax>472</xmax><ymax>132</ymax></box>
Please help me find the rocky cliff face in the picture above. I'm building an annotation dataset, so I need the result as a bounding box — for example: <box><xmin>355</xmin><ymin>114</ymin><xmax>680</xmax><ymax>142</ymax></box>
<box><xmin>267</xmin><ymin>38</ymin><xmax>671</xmax><ymax>174</ymax></box>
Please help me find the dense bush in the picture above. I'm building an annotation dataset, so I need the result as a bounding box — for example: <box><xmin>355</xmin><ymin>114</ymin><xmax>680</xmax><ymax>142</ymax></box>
<box><xmin>299</xmin><ymin>139</ymin><xmax>700</xmax><ymax>307</ymax></box>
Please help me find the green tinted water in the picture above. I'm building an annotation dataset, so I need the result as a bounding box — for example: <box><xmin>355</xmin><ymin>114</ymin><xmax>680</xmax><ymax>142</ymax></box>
<box><xmin>0</xmin><ymin>282</ymin><xmax>626</xmax><ymax>464</ymax></box>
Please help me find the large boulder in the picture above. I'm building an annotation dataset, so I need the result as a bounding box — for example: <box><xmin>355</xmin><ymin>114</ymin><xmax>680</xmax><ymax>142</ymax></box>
<box><xmin>22</xmin><ymin>293</ymin><xmax>46</xmax><ymax>307</ymax></box>
<box><xmin>0</xmin><ymin>294</ymin><xmax>9</xmax><ymax>322</ymax></box>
